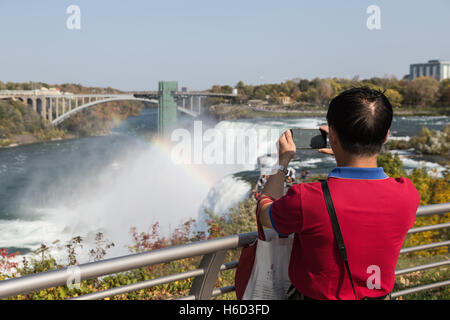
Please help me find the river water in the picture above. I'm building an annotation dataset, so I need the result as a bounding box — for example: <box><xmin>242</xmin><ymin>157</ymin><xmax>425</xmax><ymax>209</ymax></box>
<box><xmin>0</xmin><ymin>108</ymin><xmax>447</xmax><ymax>261</ymax></box>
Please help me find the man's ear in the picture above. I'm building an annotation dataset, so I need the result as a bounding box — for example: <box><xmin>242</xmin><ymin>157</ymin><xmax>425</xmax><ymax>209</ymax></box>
<box><xmin>383</xmin><ymin>130</ymin><xmax>390</xmax><ymax>144</ymax></box>
<box><xmin>328</xmin><ymin>126</ymin><xmax>337</xmax><ymax>146</ymax></box>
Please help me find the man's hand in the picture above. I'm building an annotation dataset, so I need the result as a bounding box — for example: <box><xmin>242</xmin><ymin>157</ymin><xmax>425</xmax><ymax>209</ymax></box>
<box><xmin>318</xmin><ymin>125</ymin><xmax>334</xmax><ymax>156</ymax></box>
<box><xmin>259</xmin><ymin>130</ymin><xmax>296</xmax><ymax>230</ymax></box>
<box><xmin>278</xmin><ymin>130</ymin><xmax>296</xmax><ymax>166</ymax></box>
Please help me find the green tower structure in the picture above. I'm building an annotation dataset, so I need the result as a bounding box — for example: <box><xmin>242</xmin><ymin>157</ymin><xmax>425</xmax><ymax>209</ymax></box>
<box><xmin>158</xmin><ymin>81</ymin><xmax>178</xmax><ymax>136</ymax></box>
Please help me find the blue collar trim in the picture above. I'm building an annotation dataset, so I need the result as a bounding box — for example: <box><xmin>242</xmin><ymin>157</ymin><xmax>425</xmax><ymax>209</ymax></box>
<box><xmin>328</xmin><ymin>167</ymin><xmax>388</xmax><ymax>180</ymax></box>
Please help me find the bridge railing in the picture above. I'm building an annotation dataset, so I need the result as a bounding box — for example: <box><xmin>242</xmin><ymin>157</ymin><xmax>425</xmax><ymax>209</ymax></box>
<box><xmin>0</xmin><ymin>203</ymin><xmax>448</xmax><ymax>300</ymax></box>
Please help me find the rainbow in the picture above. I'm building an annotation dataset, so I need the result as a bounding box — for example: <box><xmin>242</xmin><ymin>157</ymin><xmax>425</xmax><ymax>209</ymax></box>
<box><xmin>149</xmin><ymin>136</ymin><xmax>218</xmax><ymax>189</ymax></box>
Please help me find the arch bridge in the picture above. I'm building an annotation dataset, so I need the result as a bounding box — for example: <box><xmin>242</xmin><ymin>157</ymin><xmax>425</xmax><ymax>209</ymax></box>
<box><xmin>0</xmin><ymin>81</ymin><xmax>237</xmax><ymax>135</ymax></box>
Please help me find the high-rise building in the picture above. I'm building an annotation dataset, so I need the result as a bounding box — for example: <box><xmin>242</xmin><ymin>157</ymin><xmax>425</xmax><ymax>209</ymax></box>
<box><xmin>410</xmin><ymin>60</ymin><xmax>450</xmax><ymax>81</ymax></box>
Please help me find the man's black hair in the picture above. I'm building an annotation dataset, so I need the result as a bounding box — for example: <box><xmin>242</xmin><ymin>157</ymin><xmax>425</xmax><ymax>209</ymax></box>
<box><xmin>326</xmin><ymin>87</ymin><xmax>393</xmax><ymax>156</ymax></box>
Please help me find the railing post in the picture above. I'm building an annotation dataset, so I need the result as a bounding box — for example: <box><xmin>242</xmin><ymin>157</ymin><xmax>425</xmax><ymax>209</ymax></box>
<box><xmin>190</xmin><ymin>250</ymin><xmax>227</xmax><ymax>300</ymax></box>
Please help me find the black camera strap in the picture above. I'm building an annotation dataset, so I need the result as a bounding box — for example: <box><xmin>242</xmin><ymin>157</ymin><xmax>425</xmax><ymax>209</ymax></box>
<box><xmin>321</xmin><ymin>180</ymin><xmax>358</xmax><ymax>300</ymax></box>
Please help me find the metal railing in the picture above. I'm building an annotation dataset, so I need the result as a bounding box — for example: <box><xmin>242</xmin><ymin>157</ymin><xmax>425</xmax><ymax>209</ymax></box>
<box><xmin>0</xmin><ymin>202</ymin><xmax>448</xmax><ymax>300</ymax></box>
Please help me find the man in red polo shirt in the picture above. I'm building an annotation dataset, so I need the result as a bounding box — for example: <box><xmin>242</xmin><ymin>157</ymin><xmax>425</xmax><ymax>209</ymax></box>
<box><xmin>258</xmin><ymin>87</ymin><xmax>420</xmax><ymax>300</ymax></box>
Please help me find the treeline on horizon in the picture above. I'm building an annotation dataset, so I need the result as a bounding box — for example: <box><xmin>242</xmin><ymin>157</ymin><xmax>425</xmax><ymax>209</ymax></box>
<box><xmin>210</xmin><ymin>76</ymin><xmax>450</xmax><ymax>109</ymax></box>
<box><xmin>3</xmin><ymin>75</ymin><xmax>450</xmax><ymax>109</ymax></box>
<box><xmin>0</xmin><ymin>81</ymin><xmax>124</xmax><ymax>95</ymax></box>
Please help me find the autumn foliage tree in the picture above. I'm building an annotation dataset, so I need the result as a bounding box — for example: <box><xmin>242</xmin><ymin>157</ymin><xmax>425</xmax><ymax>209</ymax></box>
<box><xmin>404</xmin><ymin>76</ymin><xmax>440</xmax><ymax>107</ymax></box>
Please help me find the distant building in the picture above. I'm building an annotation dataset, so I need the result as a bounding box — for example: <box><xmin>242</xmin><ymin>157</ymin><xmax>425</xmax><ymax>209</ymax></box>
<box><xmin>279</xmin><ymin>96</ymin><xmax>292</xmax><ymax>105</ymax></box>
<box><xmin>409</xmin><ymin>60</ymin><xmax>450</xmax><ymax>81</ymax></box>
<box><xmin>248</xmin><ymin>99</ymin><xmax>268</xmax><ymax>108</ymax></box>
<box><xmin>36</xmin><ymin>87</ymin><xmax>61</xmax><ymax>95</ymax></box>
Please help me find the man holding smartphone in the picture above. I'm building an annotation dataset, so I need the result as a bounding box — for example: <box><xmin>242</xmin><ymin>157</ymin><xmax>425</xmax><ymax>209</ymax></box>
<box><xmin>257</xmin><ymin>87</ymin><xmax>420</xmax><ymax>300</ymax></box>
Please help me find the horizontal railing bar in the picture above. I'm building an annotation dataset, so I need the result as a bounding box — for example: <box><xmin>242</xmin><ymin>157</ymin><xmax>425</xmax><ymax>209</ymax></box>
<box><xmin>416</xmin><ymin>203</ymin><xmax>450</xmax><ymax>217</ymax></box>
<box><xmin>177</xmin><ymin>285</ymin><xmax>236</xmax><ymax>300</ymax></box>
<box><xmin>211</xmin><ymin>285</ymin><xmax>235</xmax><ymax>297</ymax></box>
<box><xmin>391</xmin><ymin>279</ymin><xmax>450</xmax><ymax>298</ymax></box>
<box><xmin>209</xmin><ymin>282</ymin><xmax>450</xmax><ymax>300</ymax></box>
<box><xmin>70</xmin><ymin>268</ymin><xmax>205</xmax><ymax>300</ymax></box>
<box><xmin>221</xmin><ymin>261</ymin><xmax>238</xmax><ymax>271</ymax></box>
<box><xmin>183</xmin><ymin>280</ymin><xmax>450</xmax><ymax>300</ymax></box>
<box><xmin>172</xmin><ymin>260</ymin><xmax>450</xmax><ymax>301</ymax></box>
<box><xmin>395</xmin><ymin>260</ymin><xmax>450</xmax><ymax>276</ymax></box>
<box><xmin>183</xmin><ymin>281</ymin><xmax>450</xmax><ymax>300</ymax></box>
<box><xmin>207</xmin><ymin>258</ymin><xmax>450</xmax><ymax>278</ymax></box>
<box><xmin>407</xmin><ymin>222</ymin><xmax>450</xmax><ymax>234</ymax></box>
<box><xmin>176</xmin><ymin>294</ymin><xmax>196</xmax><ymax>300</ymax></box>
<box><xmin>0</xmin><ymin>232</ymin><xmax>257</xmax><ymax>299</ymax></box>
<box><xmin>72</xmin><ymin>261</ymin><xmax>240</xmax><ymax>300</ymax></box>
<box><xmin>400</xmin><ymin>240</ymin><xmax>450</xmax><ymax>254</ymax></box>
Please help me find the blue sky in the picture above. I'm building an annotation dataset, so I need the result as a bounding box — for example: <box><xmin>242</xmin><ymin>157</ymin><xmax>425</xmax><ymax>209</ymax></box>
<box><xmin>0</xmin><ymin>0</ymin><xmax>449</xmax><ymax>90</ymax></box>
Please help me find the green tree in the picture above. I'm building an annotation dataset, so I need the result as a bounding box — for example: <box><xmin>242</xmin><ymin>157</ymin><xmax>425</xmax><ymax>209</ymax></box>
<box><xmin>377</xmin><ymin>153</ymin><xmax>406</xmax><ymax>178</ymax></box>
<box><xmin>298</xmin><ymin>79</ymin><xmax>309</xmax><ymax>92</ymax></box>
<box><xmin>438</xmin><ymin>86</ymin><xmax>450</xmax><ymax>106</ymax></box>
<box><xmin>440</xmin><ymin>79</ymin><xmax>450</xmax><ymax>89</ymax></box>
<box><xmin>438</xmin><ymin>79</ymin><xmax>450</xmax><ymax>107</ymax></box>
<box><xmin>384</xmin><ymin>88</ymin><xmax>403</xmax><ymax>107</ymax></box>
<box><xmin>6</xmin><ymin>82</ymin><xmax>16</xmax><ymax>90</ymax></box>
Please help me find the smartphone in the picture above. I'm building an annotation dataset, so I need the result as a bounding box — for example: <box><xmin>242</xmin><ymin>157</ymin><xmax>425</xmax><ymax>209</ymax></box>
<box><xmin>290</xmin><ymin>128</ymin><xmax>328</xmax><ymax>149</ymax></box>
